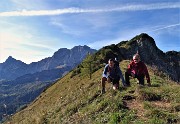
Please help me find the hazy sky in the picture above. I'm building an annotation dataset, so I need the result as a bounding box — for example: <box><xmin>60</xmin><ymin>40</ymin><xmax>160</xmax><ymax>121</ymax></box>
<box><xmin>0</xmin><ymin>0</ymin><xmax>180</xmax><ymax>64</ymax></box>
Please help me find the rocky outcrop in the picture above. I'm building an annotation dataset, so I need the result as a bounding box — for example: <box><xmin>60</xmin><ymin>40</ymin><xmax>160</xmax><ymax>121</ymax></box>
<box><xmin>96</xmin><ymin>33</ymin><xmax>180</xmax><ymax>82</ymax></box>
<box><xmin>124</xmin><ymin>33</ymin><xmax>180</xmax><ymax>82</ymax></box>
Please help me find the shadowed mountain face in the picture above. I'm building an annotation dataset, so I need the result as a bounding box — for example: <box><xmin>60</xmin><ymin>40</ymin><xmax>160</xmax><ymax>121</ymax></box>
<box><xmin>123</xmin><ymin>34</ymin><xmax>179</xmax><ymax>82</ymax></box>
<box><xmin>0</xmin><ymin>56</ymin><xmax>27</xmax><ymax>80</ymax></box>
<box><xmin>0</xmin><ymin>45</ymin><xmax>96</xmax><ymax>121</ymax></box>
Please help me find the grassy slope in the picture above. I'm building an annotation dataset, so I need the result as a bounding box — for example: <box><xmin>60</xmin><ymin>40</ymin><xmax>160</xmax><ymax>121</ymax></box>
<box><xmin>6</xmin><ymin>60</ymin><xmax>180</xmax><ymax>124</ymax></box>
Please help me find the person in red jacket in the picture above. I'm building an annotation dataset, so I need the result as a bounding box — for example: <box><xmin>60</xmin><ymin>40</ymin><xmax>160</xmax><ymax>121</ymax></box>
<box><xmin>125</xmin><ymin>54</ymin><xmax>151</xmax><ymax>86</ymax></box>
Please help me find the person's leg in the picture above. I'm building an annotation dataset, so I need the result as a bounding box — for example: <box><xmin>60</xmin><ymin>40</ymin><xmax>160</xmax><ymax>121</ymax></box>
<box><xmin>112</xmin><ymin>78</ymin><xmax>120</xmax><ymax>90</ymax></box>
<box><xmin>137</xmin><ymin>75</ymin><xmax>145</xmax><ymax>85</ymax></box>
<box><xmin>125</xmin><ymin>71</ymin><xmax>131</xmax><ymax>86</ymax></box>
<box><xmin>101</xmin><ymin>77</ymin><xmax>107</xmax><ymax>93</ymax></box>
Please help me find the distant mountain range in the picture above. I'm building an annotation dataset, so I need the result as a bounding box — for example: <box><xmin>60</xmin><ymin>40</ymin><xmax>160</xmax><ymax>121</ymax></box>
<box><xmin>0</xmin><ymin>45</ymin><xmax>96</xmax><ymax>120</ymax></box>
<box><xmin>0</xmin><ymin>45</ymin><xmax>96</xmax><ymax>80</ymax></box>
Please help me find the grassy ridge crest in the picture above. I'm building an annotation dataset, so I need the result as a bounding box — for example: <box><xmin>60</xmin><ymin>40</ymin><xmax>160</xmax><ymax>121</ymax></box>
<box><xmin>5</xmin><ymin>60</ymin><xmax>180</xmax><ymax>124</ymax></box>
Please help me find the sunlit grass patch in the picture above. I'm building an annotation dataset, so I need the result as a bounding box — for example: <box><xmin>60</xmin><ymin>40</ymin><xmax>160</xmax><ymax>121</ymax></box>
<box><xmin>146</xmin><ymin>108</ymin><xmax>179</xmax><ymax>124</ymax></box>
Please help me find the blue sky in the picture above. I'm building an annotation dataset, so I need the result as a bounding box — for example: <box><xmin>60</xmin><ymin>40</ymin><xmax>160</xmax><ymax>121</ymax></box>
<box><xmin>0</xmin><ymin>0</ymin><xmax>179</xmax><ymax>64</ymax></box>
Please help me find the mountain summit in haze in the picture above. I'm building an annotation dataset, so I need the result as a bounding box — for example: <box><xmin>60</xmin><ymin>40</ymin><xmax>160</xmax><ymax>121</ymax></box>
<box><xmin>0</xmin><ymin>56</ymin><xmax>27</xmax><ymax>80</ymax></box>
<box><xmin>0</xmin><ymin>45</ymin><xmax>96</xmax><ymax>80</ymax></box>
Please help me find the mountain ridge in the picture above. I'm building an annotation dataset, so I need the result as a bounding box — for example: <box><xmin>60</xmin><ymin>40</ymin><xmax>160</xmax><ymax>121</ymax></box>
<box><xmin>0</xmin><ymin>45</ymin><xmax>96</xmax><ymax>80</ymax></box>
<box><xmin>2</xmin><ymin>33</ymin><xmax>180</xmax><ymax>123</ymax></box>
<box><xmin>5</xmin><ymin>60</ymin><xmax>179</xmax><ymax>124</ymax></box>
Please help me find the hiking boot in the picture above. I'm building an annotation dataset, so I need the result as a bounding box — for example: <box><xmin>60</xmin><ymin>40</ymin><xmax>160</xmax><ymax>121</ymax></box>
<box><xmin>101</xmin><ymin>88</ymin><xmax>106</xmax><ymax>94</ymax></box>
<box><xmin>125</xmin><ymin>82</ymin><xmax>130</xmax><ymax>87</ymax></box>
<box><xmin>124</xmin><ymin>83</ymin><xmax>130</xmax><ymax>87</ymax></box>
<box><xmin>147</xmin><ymin>83</ymin><xmax>151</xmax><ymax>87</ymax></box>
<box><xmin>139</xmin><ymin>84</ymin><xmax>144</xmax><ymax>87</ymax></box>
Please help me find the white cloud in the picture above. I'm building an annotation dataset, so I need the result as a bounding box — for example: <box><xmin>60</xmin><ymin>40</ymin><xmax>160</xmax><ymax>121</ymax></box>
<box><xmin>50</xmin><ymin>18</ymin><xmax>85</xmax><ymax>37</ymax></box>
<box><xmin>1</xmin><ymin>1</ymin><xmax>179</xmax><ymax>63</ymax></box>
<box><xmin>88</xmin><ymin>30</ymin><xmax>140</xmax><ymax>49</ymax></box>
<box><xmin>88</xmin><ymin>23</ymin><xmax>180</xmax><ymax>50</ymax></box>
<box><xmin>0</xmin><ymin>31</ymin><xmax>56</xmax><ymax>63</ymax></box>
<box><xmin>88</xmin><ymin>38</ymin><xmax>122</xmax><ymax>50</ymax></box>
<box><xmin>0</xmin><ymin>20</ymin><xmax>57</xmax><ymax>63</ymax></box>
<box><xmin>0</xmin><ymin>2</ymin><xmax>179</xmax><ymax>16</ymax></box>
<box><xmin>146</xmin><ymin>23</ymin><xmax>180</xmax><ymax>32</ymax></box>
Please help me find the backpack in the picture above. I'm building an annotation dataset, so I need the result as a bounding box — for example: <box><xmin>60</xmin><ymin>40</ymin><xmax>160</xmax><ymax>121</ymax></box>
<box><xmin>114</xmin><ymin>60</ymin><xmax>119</xmax><ymax>67</ymax></box>
<box><xmin>114</xmin><ymin>58</ymin><xmax>119</xmax><ymax>67</ymax></box>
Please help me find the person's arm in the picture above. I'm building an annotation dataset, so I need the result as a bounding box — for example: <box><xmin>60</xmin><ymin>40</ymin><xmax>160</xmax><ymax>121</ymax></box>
<box><xmin>127</xmin><ymin>62</ymin><xmax>135</xmax><ymax>77</ymax></box>
<box><xmin>143</xmin><ymin>63</ymin><xmax>151</xmax><ymax>85</ymax></box>
<box><xmin>127</xmin><ymin>63</ymin><xmax>132</xmax><ymax>73</ymax></box>
<box><xmin>117</xmin><ymin>67</ymin><xmax>126</xmax><ymax>85</ymax></box>
<box><xmin>102</xmin><ymin>64</ymin><xmax>109</xmax><ymax>78</ymax></box>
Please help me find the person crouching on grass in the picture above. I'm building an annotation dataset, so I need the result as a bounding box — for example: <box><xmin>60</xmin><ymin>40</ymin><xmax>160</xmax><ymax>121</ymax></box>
<box><xmin>101</xmin><ymin>58</ymin><xmax>125</xmax><ymax>94</ymax></box>
<box><xmin>125</xmin><ymin>54</ymin><xmax>151</xmax><ymax>86</ymax></box>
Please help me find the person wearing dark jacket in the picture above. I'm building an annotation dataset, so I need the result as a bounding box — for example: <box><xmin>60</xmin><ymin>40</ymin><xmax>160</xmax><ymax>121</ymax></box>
<box><xmin>101</xmin><ymin>58</ymin><xmax>125</xmax><ymax>94</ymax></box>
<box><xmin>125</xmin><ymin>54</ymin><xmax>151</xmax><ymax>86</ymax></box>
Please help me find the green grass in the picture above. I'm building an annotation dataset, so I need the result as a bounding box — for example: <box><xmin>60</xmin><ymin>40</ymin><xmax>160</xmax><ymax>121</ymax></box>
<box><xmin>146</xmin><ymin>108</ymin><xmax>178</xmax><ymax>124</ymax></box>
<box><xmin>5</xmin><ymin>60</ymin><xmax>180</xmax><ymax>124</ymax></box>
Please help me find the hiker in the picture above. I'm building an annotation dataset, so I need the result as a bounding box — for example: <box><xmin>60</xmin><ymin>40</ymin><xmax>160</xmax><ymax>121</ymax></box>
<box><xmin>125</xmin><ymin>54</ymin><xmax>151</xmax><ymax>86</ymax></box>
<box><xmin>101</xmin><ymin>58</ymin><xmax>125</xmax><ymax>94</ymax></box>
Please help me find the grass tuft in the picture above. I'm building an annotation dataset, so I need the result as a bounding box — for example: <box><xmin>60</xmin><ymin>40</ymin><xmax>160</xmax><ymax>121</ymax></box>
<box><xmin>137</xmin><ymin>88</ymin><xmax>161</xmax><ymax>101</ymax></box>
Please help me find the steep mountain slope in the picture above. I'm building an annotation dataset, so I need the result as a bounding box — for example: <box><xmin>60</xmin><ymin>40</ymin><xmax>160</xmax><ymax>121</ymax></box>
<box><xmin>0</xmin><ymin>45</ymin><xmax>96</xmax><ymax>121</ymax></box>
<box><xmin>0</xmin><ymin>67</ymin><xmax>71</xmax><ymax>111</ymax></box>
<box><xmin>5</xmin><ymin>60</ymin><xmax>180</xmax><ymax>124</ymax></box>
<box><xmin>4</xmin><ymin>33</ymin><xmax>180</xmax><ymax>124</ymax></box>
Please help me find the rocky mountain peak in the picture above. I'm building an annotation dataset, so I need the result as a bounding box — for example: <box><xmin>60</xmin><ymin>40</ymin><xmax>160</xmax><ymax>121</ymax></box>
<box><xmin>95</xmin><ymin>33</ymin><xmax>179</xmax><ymax>82</ymax></box>
<box><xmin>5</xmin><ymin>56</ymin><xmax>16</xmax><ymax>63</ymax></box>
<box><xmin>122</xmin><ymin>34</ymin><xmax>179</xmax><ymax>82</ymax></box>
<box><xmin>129</xmin><ymin>33</ymin><xmax>157</xmax><ymax>48</ymax></box>
<box><xmin>53</xmin><ymin>48</ymin><xmax>70</xmax><ymax>59</ymax></box>
<box><xmin>4</xmin><ymin>56</ymin><xmax>26</xmax><ymax>66</ymax></box>
<box><xmin>72</xmin><ymin>45</ymin><xmax>91</xmax><ymax>51</ymax></box>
